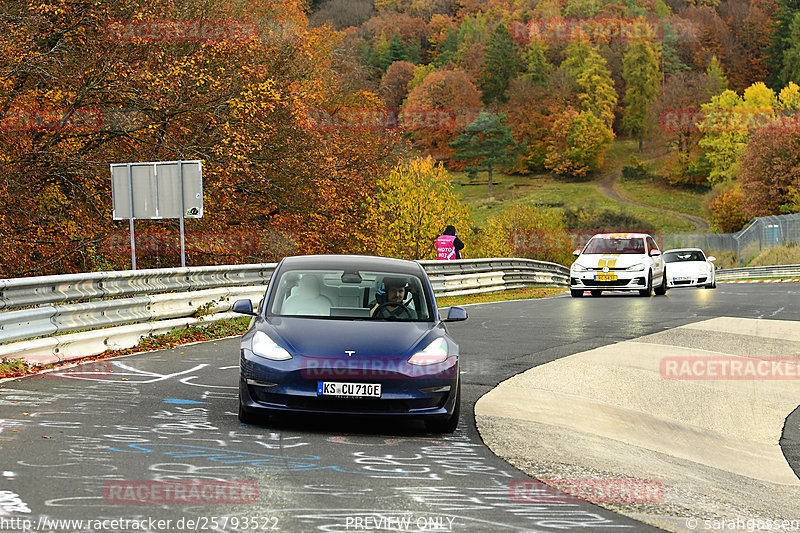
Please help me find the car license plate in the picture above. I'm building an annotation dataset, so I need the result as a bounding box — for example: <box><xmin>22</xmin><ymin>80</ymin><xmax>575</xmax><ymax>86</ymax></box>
<box><xmin>673</xmin><ymin>276</ymin><xmax>691</xmax><ymax>281</ymax></box>
<box><xmin>317</xmin><ymin>382</ymin><xmax>381</xmax><ymax>398</ymax></box>
<box><xmin>595</xmin><ymin>274</ymin><xmax>617</xmax><ymax>281</ymax></box>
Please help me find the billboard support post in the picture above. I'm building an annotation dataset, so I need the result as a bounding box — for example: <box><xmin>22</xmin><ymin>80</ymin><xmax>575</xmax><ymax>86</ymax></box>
<box><xmin>178</xmin><ymin>159</ymin><xmax>186</xmax><ymax>268</ymax></box>
<box><xmin>126</xmin><ymin>163</ymin><xmax>137</xmax><ymax>270</ymax></box>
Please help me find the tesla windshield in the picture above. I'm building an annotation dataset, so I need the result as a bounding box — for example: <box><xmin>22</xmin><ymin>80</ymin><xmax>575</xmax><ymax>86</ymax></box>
<box><xmin>267</xmin><ymin>269</ymin><xmax>432</xmax><ymax>321</ymax></box>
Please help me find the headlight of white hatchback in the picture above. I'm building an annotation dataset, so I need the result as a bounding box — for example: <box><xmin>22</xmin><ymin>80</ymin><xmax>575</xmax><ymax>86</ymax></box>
<box><xmin>571</xmin><ymin>263</ymin><xmax>588</xmax><ymax>272</ymax></box>
<box><xmin>251</xmin><ymin>331</ymin><xmax>292</xmax><ymax>361</ymax></box>
<box><xmin>626</xmin><ymin>263</ymin><xmax>645</xmax><ymax>271</ymax></box>
<box><xmin>408</xmin><ymin>338</ymin><xmax>448</xmax><ymax>366</ymax></box>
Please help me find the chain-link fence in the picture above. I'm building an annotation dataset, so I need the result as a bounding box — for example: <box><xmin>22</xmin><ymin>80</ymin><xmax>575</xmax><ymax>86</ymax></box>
<box><xmin>663</xmin><ymin>213</ymin><xmax>800</xmax><ymax>266</ymax></box>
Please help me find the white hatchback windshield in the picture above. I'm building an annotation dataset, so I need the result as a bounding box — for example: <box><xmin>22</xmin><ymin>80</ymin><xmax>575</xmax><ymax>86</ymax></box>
<box><xmin>583</xmin><ymin>237</ymin><xmax>646</xmax><ymax>254</ymax></box>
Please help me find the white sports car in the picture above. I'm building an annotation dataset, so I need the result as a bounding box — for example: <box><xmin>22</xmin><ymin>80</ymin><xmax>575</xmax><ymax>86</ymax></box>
<box><xmin>662</xmin><ymin>248</ymin><xmax>716</xmax><ymax>289</ymax></box>
<box><xmin>570</xmin><ymin>233</ymin><xmax>667</xmax><ymax>297</ymax></box>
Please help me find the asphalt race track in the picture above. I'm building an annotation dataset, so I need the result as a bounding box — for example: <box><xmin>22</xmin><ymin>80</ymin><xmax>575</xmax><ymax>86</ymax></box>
<box><xmin>0</xmin><ymin>283</ymin><xmax>798</xmax><ymax>533</ymax></box>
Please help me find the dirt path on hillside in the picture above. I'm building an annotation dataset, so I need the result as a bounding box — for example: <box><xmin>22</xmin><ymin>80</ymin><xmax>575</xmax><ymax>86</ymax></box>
<box><xmin>595</xmin><ymin>152</ymin><xmax>710</xmax><ymax>234</ymax></box>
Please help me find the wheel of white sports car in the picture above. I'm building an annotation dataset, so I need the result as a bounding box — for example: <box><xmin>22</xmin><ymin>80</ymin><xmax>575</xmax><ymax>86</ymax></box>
<box><xmin>654</xmin><ymin>269</ymin><xmax>667</xmax><ymax>295</ymax></box>
<box><xmin>639</xmin><ymin>271</ymin><xmax>653</xmax><ymax>297</ymax></box>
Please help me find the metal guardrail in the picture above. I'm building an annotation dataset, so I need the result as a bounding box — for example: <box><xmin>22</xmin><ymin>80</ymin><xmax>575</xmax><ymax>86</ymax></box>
<box><xmin>716</xmin><ymin>264</ymin><xmax>800</xmax><ymax>280</ymax></box>
<box><xmin>0</xmin><ymin>258</ymin><xmax>568</xmax><ymax>365</ymax></box>
<box><xmin>421</xmin><ymin>258</ymin><xmax>569</xmax><ymax>296</ymax></box>
<box><xmin>0</xmin><ymin>263</ymin><xmax>277</xmax><ymax>310</ymax></box>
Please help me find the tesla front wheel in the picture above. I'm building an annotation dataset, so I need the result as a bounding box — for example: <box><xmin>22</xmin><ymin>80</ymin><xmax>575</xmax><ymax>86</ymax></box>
<box><xmin>238</xmin><ymin>395</ymin><xmax>266</xmax><ymax>425</ymax></box>
<box><xmin>425</xmin><ymin>382</ymin><xmax>460</xmax><ymax>434</ymax></box>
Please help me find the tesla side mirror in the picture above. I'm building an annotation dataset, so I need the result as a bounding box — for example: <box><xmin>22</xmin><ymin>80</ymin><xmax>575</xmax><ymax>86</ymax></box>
<box><xmin>443</xmin><ymin>306</ymin><xmax>468</xmax><ymax>322</ymax></box>
<box><xmin>572</xmin><ymin>249</ymin><xmax>581</xmax><ymax>256</ymax></box>
<box><xmin>232</xmin><ymin>298</ymin><xmax>257</xmax><ymax>316</ymax></box>
<box><xmin>708</xmin><ymin>256</ymin><xmax>716</xmax><ymax>262</ymax></box>
<box><xmin>649</xmin><ymin>250</ymin><xmax>661</xmax><ymax>256</ymax></box>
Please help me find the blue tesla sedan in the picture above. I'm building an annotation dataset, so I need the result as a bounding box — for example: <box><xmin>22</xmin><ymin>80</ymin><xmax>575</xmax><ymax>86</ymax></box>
<box><xmin>232</xmin><ymin>254</ymin><xmax>468</xmax><ymax>433</ymax></box>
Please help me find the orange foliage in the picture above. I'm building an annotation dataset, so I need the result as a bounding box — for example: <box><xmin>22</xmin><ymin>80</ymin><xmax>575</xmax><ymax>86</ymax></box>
<box><xmin>0</xmin><ymin>0</ymin><xmax>401</xmax><ymax>276</ymax></box>
<box><xmin>401</xmin><ymin>70</ymin><xmax>483</xmax><ymax>162</ymax></box>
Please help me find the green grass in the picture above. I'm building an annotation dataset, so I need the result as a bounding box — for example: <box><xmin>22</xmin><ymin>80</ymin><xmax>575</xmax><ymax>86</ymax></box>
<box><xmin>453</xmin><ymin>170</ymin><xmax>696</xmax><ymax>233</ymax></box>
<box><xmin>437</xmin><ymin>286</ymin><xmax>566</xmax><ymax>307</ymax></box>
<box><xmin>747</xmin><ymin>244</ymin><xmax>800</xmax><ymax>267</ymax></box>
<box><xmin>616</xmin><ymin>174</ymin><xmax>712</xmax><ymax>221</ymax></box>
<box><xmin>451</xmin><ymin>140</ymin><xmax>707</xmax><ymax>234</ymax></box>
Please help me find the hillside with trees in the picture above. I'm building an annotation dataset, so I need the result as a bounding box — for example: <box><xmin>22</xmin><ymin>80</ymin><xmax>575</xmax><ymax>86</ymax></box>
<box><xmin>1</xmin><ymin>0</ymin><xmax>799</xmax><ymax>276</ymax></box>
<box><xmin>310</xmin><ymin>0</ymin><xmax>799</xmax><ymax>232</ymax></box>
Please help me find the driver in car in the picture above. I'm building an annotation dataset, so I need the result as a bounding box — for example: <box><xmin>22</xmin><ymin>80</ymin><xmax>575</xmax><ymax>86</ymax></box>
<box><xmin>370</xmin><ymin>277</ymin><xmax>417</xmax><ymax>319</ymax></box>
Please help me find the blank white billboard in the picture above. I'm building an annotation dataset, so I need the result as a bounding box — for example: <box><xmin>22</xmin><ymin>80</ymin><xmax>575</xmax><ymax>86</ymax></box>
<box><xmin>111</xmin><ymin>160</ymin><xmax>203</xmax><ymax>220</ymax></box>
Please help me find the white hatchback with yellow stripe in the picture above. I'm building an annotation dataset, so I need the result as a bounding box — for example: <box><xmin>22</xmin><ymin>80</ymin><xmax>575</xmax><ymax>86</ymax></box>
<box><xmin>569</xmin><ymin>233</ymin><xmax>667</xmax><ymax>297</ymax></box>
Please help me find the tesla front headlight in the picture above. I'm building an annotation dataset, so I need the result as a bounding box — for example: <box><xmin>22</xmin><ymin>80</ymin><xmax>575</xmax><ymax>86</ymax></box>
<box><xmin>408</xmin><ymin>338</ymin><xmax>448</xmax><ymax>366</ymax></box>
<box><xmin>251</xmin><ymin>331</ymin><xmax>292</xmax><ymax>361</ymax></box>
<box><xmin>626</xmin><ymin>263</ymin><xmax>645</xmax><ymax>271</ymax></box>
<box><xmin>571</xmin><ymin>263</ymin><xmax>588</xmax><ymax>272</ymax></box>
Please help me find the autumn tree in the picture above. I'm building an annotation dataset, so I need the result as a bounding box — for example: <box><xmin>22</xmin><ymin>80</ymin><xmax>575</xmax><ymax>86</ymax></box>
<box><xmin>655</xmin><ymin>72</ymin><xmax>711</xmax><ymax>185</ymax></box>
<box><xmin>500</xmin><ymin>78</ymin><xmax>560</xmax><ymax>172</ymax></box>
<box><xmin>622</xmin><ymin>38</ymin><xmax>662</xmax><ymax>152</ymax></box>
<box><xmin>544</xmin><ymin>108</ymin><xmax>615</xmax><ymax>180</ymax></box>
<box><xmin>559</xmin><ymin>39</ymin><xmax>593</xmax><ymax>83</ymax></box>
<box><xmin>379</xmin><ymin>60</ymin><xmax>416</xmax><ymax>108</ymax></box>
<box><xmin>704</xmin><ymin>56</ymin><xmax>729</xmax><ymax>97</ymax></box>
<box><xmin>470</xmin><ymin>203</ymin><xmax>572</xmax><ymax>265</ymax></box>
<box><xmin>401</xmin><ymin>69</ymin><xmax>483</xmax><ymax>162</ymax></box>
<box><xmin>716</xmin><ymin>0</ymin><xmax>773</xmax><ymax>90</ymax></box>
<box><xmin>449</xmin><ymin>112</ymin><xmax>518</xmax><ymax>196</ymax></box>
<box><xmin>738</xmin><ymin>128</ymin><xmax>800</xmax><ymax>218</ymax></box>
<box><xmin>697</xmin><ymin>90</ymin><xmax>750</xmax><ymax>184</ymax></box>
<box><xmin>708</xmin><ymin>186</ymin><xmax>749</xmax><ymax>232</ymax></box>
<box><xmin>520</xmin><ymin>40</ymin><xmax>552</xmax><ymax>86</ymax></box>
<box><xmin>559</xmin><ymin>41</ymin><xmax>617</xmax><ymax>128</ymax></box>
<box><xmin>371</xmin><ymin>157</ymin><xmax>471</xmax><ymax>260</ymax></box>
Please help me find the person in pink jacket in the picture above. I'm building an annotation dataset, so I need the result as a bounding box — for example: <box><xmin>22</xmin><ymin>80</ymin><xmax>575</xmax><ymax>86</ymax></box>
<box><xmin>436</xmin><ymin>225</ymin><xmax>465</xmax><ymax>260</ymax></box>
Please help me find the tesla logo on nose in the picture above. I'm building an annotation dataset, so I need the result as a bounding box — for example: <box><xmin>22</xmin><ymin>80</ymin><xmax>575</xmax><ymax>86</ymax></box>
<box><xmin>345</xmin><ymin>350</ymin><xmax>356</xmax><ymax>357</ymax></box>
